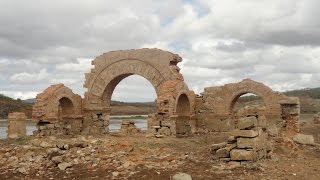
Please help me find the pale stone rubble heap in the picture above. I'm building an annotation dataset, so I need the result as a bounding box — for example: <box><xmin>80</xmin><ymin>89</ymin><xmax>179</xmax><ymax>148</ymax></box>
<box><xmin>120</xmin><ymin>120</ymin><xmax>141</xmax><ymax>135</ymax></box>
<box><xmin>313</xmin><ymin>112</ymin><xmax>320</xmax><ymax>124</ymax></box>
<box><xmin>7</xmin><ymin>112</ymin><xmax>27</xmax><ymax>138</ymax></box>
<box><xmin>210</xmin><ymin>116</ymin><xmax>272</xmax><ymax>164</ymax></box>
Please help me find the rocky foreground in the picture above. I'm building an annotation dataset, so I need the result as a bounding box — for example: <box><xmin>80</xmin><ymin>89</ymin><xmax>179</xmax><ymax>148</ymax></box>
<box><xmin>1</xmin><ymin>124</ymin><xmax>320</xmax><ymax>180</ymax></box>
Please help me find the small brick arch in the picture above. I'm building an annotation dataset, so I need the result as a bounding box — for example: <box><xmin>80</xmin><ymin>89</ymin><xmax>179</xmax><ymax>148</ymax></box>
<box><xmin>32</xmin><ymin>84</ymin><xmax>82</xmax><ymax>122</ymax></box>
<box><xmin>201</xmin><ymin>79</ymin><xmax>289</xmax><ymax>131</ymax></box>
<box><xmin>224</xmin><ymin>79</ymin><xmax>286</xmax><ymax>118</ymax></box>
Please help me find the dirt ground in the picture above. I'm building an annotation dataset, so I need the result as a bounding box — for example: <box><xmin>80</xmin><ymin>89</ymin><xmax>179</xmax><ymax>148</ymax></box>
<box><xmin>0</xmin><ymin>122</ymin><xmax>320</xmax><ymax>180</ymax></box>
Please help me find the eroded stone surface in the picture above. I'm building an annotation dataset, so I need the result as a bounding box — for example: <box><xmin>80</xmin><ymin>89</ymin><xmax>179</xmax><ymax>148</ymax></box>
<box><xmin>7</xmin><ymin>112</ymin><xmax>26</xmax><ymax>138</ymax></box>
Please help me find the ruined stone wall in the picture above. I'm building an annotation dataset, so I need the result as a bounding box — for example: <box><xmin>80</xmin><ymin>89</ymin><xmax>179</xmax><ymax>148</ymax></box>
<box><xmin>196</xmin><ymin>79</ymin><xmax>291</xmax><ymax>132</ymax></box>
<box><xmin>149</xmin><ymin>80</ymin><xmax>196</xmax><ymax>137</ymax></box>
<box><xmin>32</xmin><ymin>84</ymin><xmax>83</xmax><ymax>136</ymax></box>
<box><xmin>7</xmin><ymin>112</ymin><xmax>26</xmax><ymax>138</ymax></box>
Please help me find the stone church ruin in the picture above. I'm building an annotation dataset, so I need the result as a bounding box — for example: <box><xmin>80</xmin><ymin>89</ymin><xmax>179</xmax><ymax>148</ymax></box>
<box><xmin>31</xmin><ymin>48</ymin><xmax>299</xmax><ymax>138</ymax></box>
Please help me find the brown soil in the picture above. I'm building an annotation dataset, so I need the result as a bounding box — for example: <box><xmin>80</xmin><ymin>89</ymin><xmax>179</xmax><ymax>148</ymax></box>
<box><xmin>1</xmin><ymin>124</ymin><xmax>320</xmax><ymax>180</ymax></box>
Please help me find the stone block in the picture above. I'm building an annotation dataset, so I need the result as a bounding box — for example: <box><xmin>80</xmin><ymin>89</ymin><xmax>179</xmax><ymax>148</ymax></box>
<box><xmin>226</xmin><ymin>143</ymin><xmax>237</xmax><ymax>151</ymax></box>
<box><xmin>158</xmin><ymin>127</ymin><xmax>171</xmax><ymax>136</ymax></box>
<box><xmin>293</xmin><ymin>133</ymin><xmax>315</xmax><ymax>145</ymax></box>
<box><xmin>237</xmin><ymin>136</ymin><xmax>263</xmax><ymax>149</ymax></box>
<box><xmin>231</xmin><ymin>129</ymin><xmax>259</xmax><ymax>138</ymax></box>
<box><xmin>237</xmin><ymin>117</ymin><xmax>257</xmax><ymax>130</ymax></box>
<box><xmin>228</xmin><ymin>136</ymin><xmax>236</xmax><ymax>143</ymax></box>
<box><xmin>257</xmin><ymin>115</ymin><xmax>267</xmax><ymax>128</ymax></box>
<box><xmin>216</xmin><ymin>147</ymin><xmax>230</xmax><ymax>158</ymax></box>
<box><xmin>161</xmin><ymin>120</ymin><xmax>173</xmax><ymax>127</ymax></box>
<box><xmin>266</xmin><ymin>125</ymin><xmax>279</xmax><ymax>137</ymax></box>
<box><xmin>230</xmin><ymin>149</ymin><xmax>257</xmax><ymax>161</ymax></box>
<box><xmin>47</xmin><ymin>124</ymin><xmax>55</xmax><ymax>129</ymax></box>
<box><xmin>210</xmin><ymin>142</ymin><xmax>227</xmax><ymax>151</ymax></box>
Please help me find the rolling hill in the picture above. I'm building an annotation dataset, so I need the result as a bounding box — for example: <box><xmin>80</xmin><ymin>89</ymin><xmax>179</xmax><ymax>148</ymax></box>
<box><xmin>2</xmin><ymin>86</ymin><xmax>320</xmax><ymax>119</ymax></box>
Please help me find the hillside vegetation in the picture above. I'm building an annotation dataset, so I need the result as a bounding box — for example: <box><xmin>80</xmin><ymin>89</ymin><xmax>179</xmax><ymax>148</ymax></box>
<box><xmin>1</xmin><ymin>87</ymin><xmax>320</xmax><ymax>119</ymax></box>
<box><xmin>0</xmin><ymin>94</ymin><xmax>32</xmax><ymax>119</ymax></box>
<box><xmin>236</xmin><ymin>87</ymin><xmax>320</xmax><ymax>113</ymax></box>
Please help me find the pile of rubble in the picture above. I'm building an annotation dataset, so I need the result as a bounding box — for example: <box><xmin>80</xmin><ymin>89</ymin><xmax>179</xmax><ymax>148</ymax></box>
<box><xmin>211</xmin><ymin>116</ymin><xmax>272</xmax><ymax>164</ymax></box>
<box><xmin>120</xmin><ymin>120</ymin><xmax>141</xmax><ymax>135</ymax></box>
<box><xmin>314</xmin><ymin>112</ymin><xmax>320</xmax><ymax>124</ymax></box>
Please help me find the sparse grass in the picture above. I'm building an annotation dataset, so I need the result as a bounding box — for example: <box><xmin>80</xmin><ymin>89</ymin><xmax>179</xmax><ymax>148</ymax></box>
<box><xmin>144</xmin><ymin>141</ymin><xmax>161</xmax><ymax>148</ymax></box>
<box><xmin>11</xmin><ymin>136</ymin><xmax>32</xmax><ymax>145</ymax></box>
<box><xmin>189</xmin><ymin>138</ymin><xmax>210</xmax><ymax>145</ymax></box>
<box><xmin>95</xmin><ymin>139</ymin><xmax>103</xmax><ymax>145</ymax></box>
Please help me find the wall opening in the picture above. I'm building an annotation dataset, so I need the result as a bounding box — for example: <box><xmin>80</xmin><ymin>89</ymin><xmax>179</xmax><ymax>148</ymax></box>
<box><xmin>108</xmin><ymin>75</ymin><xmax>157</xmax><ymax>132</ymax></box>
<box><xmin>176</xmin><ymin>93</ymin><xmax>191</xmax><ymax>135</ymax></box>
<box><xmin>58</xmin><ymin>97</ymin><xmax>74</xmax><ymax>118</ymax></box>
<box><xmin>231</xmin><ymin>93</ymin><xmax>266</xmax><ymax>118</ymax></box>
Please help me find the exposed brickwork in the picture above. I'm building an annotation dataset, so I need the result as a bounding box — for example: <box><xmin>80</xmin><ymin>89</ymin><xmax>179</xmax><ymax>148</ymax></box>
<box><xmin>195</xmin><ymin>79</ymin><xmax>292</xmax><ymax>133</ymax></box>
<box><xmin>32</xmin><ymin>84</ymin><xmax>83</xmax><ymax>136</ymax></box>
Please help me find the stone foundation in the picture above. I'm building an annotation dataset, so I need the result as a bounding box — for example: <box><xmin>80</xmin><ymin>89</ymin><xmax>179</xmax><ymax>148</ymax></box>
<box><xmin>81</xmin><ymin>113</ymin><xmax>109</xmax><ymax>135</ymax></box>
<box><xmin>7</xmin><ymin>112</ymin><xmax>27</xmax><ymax>138</ymax></box>
<box><xmin>34</xmin><ymin>116</ymin><xmax>83</xmax><ymax>136</ymax></box>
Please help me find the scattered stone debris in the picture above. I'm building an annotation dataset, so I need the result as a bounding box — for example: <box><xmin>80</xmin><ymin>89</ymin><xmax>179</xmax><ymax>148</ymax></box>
<box><xmin>314</xmin><ymin>112</ymin><xmax>320</xmax><ymax>124</ymax></box>
<box><xmin>58</xmin><ymin>162</ymin><xmax>72</xmax><ymax>171</ymax></box>
<box><xmin>120</xmin><ymin>120</ymin><xmax>141</xmax><ymax>135</ymax></box>
<box><xmin>293</xmin><ymin>133</ymin><xmax>315</xmax><ymax>145</ymax></box>
<box><xmin>172</xmin><ymin>172</ymin><xmax>193</xmax><ymax>180</ymax></box>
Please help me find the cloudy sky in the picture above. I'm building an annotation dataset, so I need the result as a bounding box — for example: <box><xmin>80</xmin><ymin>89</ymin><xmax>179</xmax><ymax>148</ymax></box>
<box><xmin>1</xmin><ymin>0</ymin><xmax>320</xmax><ymax>102</ymax></box>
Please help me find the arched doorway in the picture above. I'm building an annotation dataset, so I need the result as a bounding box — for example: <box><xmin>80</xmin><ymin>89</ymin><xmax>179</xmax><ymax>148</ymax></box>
<box><xmin>82</xmin><ymin>49</ymin><xmax>191</xmax><ymax>135</ymax></box>
<box><xmin>108</xmin><ymin>75</ymin><xmax>157</xmax><ymax>132</ymax></box>
<box><xmin>175</xmin><ymin>93</ymin><xmax>192</xmax><ymax>136</ymax></box>
<box><xmin>230</xmin><ymin>93</ymin><xmax>267</xmax><ymax>128</ymax></box>
<box><xmin>58</xmin><ymin>97</ymin><xmax>75</xmax><ymax>118</ymax></box>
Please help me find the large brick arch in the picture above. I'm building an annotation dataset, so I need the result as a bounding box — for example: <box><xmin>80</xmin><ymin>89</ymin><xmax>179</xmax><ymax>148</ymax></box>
<box><xmin>83</xmin><ymin>48</ymin><xmax>184</xmax><ymax>112</ymax></box>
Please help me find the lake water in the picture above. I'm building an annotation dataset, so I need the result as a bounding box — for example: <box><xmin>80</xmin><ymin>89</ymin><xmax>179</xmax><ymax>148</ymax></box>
<box><xmin>0</xmin><ymin>117</ymin><xmax>148</xmax><ymax>139</ymax></box>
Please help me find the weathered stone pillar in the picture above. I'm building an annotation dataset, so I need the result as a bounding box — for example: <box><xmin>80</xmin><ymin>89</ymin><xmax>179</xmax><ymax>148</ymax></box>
<box><xmin>279</xmin><ymin>97</ymin><xmax>300</xmax><ymax>137</ymax></box>
<box><xmin>81</xmin><ymin>112</ymin><xmax>109</xmax><ymax>135</ymax></box>
<box><xmin>7</xmin><ymin>112</ymin><xmax>27</xmax><ymax>138</ymax></box>
<box><xmin>314</xmin><ymin>113</ymin><xmax>320</xmax><ymax>124</ymax></box>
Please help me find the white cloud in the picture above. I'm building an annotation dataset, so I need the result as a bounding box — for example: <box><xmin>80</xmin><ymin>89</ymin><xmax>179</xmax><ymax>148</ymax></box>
<box><xmin>10</xmin><ymin>69</ymin><xmax>48</xmax><ymax>83</ymax></box>
<box><xmin>1</xmin><ymin>0</ymin><xmax>320</xmax><ymax>101</ymax></box>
